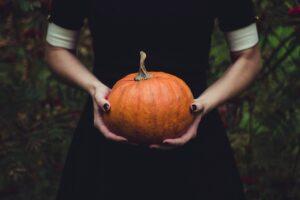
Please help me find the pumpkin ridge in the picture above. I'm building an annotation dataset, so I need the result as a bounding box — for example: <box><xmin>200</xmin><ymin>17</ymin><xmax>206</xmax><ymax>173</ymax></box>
<box><xmin>150</xmin><ymin>78</ymin><xmax>162</xmax><ymax>141</ymax></box>
<box><xmin>172</xmin><ymin>77</ymin><xmax>195</xmax><ymax>126</ymax></box>
<box><xmin>111</xmin><ymin>83</ymin><xmax>129</xmax><ymax>134</ymax></box>
<box><xmin>156</xmin><ymin>78</ymin><xmax>171</xmax><ymax>138</ymax></box>
<box><xmin>135</xmin><ymin>83</ymin><xmax>142</xmax><ymax>139</ymax></box>
<box><xmin>165</xmin><ymin>79</ymin><xmax>182</xmax><ymax>135</ymax></box>
<box><xmin>123</xmin><ymin>84</ymin><xmax>140</xmax><ymax>140</ymax></box>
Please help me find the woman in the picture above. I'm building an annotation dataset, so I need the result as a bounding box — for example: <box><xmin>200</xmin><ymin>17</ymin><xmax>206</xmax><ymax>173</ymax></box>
<box><xmin>45</xmin><ymin>0</ymin><xmax>262</xmax><ymax>199</ymax></box>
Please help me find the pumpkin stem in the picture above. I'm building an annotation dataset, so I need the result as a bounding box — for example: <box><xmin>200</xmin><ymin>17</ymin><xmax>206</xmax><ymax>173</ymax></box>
<box><xmin>134</xmin><ymin>51</ymin><xmax>152</xmax><ymax>81</ymax></box>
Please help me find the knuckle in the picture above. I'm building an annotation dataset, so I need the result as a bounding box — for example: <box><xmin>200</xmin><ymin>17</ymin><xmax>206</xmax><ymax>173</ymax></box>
<box><xmin>94</xmin><ymin>123</ymin><xmax>99</xmax><ymax>129</ymax></box>
<box><xmin>99</xmin><ymin>97</ymin><xmax>106</xmax><ymax>104</ymax></box>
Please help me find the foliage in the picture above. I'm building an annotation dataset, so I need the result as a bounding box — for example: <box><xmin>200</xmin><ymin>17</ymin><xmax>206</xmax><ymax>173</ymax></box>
<box><xmin>210</xmin><ymin>1</ymin><xmax>300</xmax><ymax>199</ymax></box>
<box><xmin>0</xmin><ymin>0</ymin><xmax>299</xmax><ymax>199</ymax></box>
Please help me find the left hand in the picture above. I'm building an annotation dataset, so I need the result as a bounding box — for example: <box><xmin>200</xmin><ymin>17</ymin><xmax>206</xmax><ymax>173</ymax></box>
<box><xmin>149</xmin><ymin>99</ymin><xmax>206</xmax><ymax>150</ymax></box>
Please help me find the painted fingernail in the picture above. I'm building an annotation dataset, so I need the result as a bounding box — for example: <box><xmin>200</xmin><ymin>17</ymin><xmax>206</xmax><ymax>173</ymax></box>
<box><xmin>103</xmin><ymin>103</ymin><xmax>110</xmax><ymax>112</ymax></box>
<box><xmin>191</xmin><ymin>104</ymin><xmax>197</xmax><ymax>112</ymax></box>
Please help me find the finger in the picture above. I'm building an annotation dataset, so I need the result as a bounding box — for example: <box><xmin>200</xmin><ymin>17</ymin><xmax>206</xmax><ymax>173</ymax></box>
<box><xmin>94</xmin><ymin>109</ymin><xmax>127</xmax><ymax>143</ymax></box>
<box><xmin>163</xmin><ymin>129</ymin><xmax>195</xmax><ymax>146</ymax></box>
<box><xmin>97</xmin><ymin>119</ymin><xmax>128</xmax><ymax>142</ymax></box>
<box><xmin>163</xmin><ymin>115</ymin><xmax>202</xmax><ymax>146</ymax></box>
<box><xmin>95</xmin><ymin>92</ymin><xmax>111</xmax><ymax>112</ymax></box>
<box><xmin>149</xmin><ymin>144</ymin><xmax>176</xmax><ymax>150</ymax></box>
<box><xmin>104</xmin><ymin>88</ymin><xmax>111</xmax><ymax>99</ymax></box>
<box><xmin>193</xmin><ymin>114</ymin><xmax>203</xmax><ymax>124</ymax></box>
<box><xmin>93</xmin><ymin>100</ymin><xmax>126</xmax><ymax>143</ymax></box>
<box><xmin>103</xmin><ymin>130</ymin><xmax>128</xmax><ymax>142</ymax></box>
<box><xmin>98</xmin><ymin>124</ymin><xmax>128</xmax><ymax>142</ymax></box>
<box><xmin>190</xmin><ymin>101</ymin><xmax>204</xmax><ymax>113</ymax></box>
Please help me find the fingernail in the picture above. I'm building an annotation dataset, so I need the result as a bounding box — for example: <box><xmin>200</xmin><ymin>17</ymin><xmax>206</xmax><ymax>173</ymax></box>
<box><xmin>103</xmin><ymin>103</ymin><xmax>110</xmax><ymax>112</ymax></box>
<box><xmin>191</xmin><ymin>104</ymin><xmax>197</xmax><ymax>112</ymax></box>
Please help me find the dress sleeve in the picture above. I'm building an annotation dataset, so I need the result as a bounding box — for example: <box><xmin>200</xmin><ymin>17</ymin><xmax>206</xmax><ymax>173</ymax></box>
<box><xmin>216</xmin><ymin>0</ymin><xmax>259</xmax><ymax>52</ymax></box>
<box><xmin>46</xmin><ymin>0</ymin><xmax>88</xmax><ymax>49</ymax></box>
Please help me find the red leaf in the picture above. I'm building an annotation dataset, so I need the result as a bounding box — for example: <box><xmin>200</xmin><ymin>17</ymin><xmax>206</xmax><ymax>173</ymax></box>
<box><xmin>288</xmin><ymin>6</ymin><xmax>300</xmax><ymax>16</ymax></box>
<box><xmin>241</xmin><ymin>176</ymin><xmax>258</xmax><ymax>185</ymax></box>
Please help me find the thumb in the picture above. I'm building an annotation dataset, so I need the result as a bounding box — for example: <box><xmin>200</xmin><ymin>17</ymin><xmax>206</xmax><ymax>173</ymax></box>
<box><xmin>190</xmin><ymin>100</ymin><xmax>205</xmax><ymax>113</ymax></box>
<box><xmin>95</xmin><ymin>91</ymin><xmax>111</xmax><ymax>112</ymax></box>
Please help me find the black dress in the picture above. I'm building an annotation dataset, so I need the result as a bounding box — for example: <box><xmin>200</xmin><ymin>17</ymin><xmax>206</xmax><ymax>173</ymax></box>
<box><xmin>50</xmin><ymin>0</ymin><xmax>256</xmax><ymax>199</ymax></box>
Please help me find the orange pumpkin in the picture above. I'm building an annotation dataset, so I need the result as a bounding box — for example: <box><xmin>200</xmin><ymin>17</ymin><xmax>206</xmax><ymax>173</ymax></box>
<box><xmin>102</xmin><ymin>51</ymin><xmax>195</xmax><ymax>144</ymax></box>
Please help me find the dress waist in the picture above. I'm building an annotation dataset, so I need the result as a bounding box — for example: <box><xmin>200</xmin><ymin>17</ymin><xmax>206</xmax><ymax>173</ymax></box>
<box><xmin>93</xmin><ymin>58</ymin><xmax>208</xmax><ymax>97</ymax></box>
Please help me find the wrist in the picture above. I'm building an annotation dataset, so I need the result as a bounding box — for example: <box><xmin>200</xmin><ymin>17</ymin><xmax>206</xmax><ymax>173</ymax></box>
<box><xmin>195</xmin><ymin>95</ymin><xmax>215</xmax><ymax>116</ymax></box>
<box><xmin>86</xmin><ymin>80</ymin><xmax>105</xmax><ymax>96</ymax></box>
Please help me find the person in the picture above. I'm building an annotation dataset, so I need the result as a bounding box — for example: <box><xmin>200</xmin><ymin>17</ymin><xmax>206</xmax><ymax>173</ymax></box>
<box><xmin>45</xmin><ymin>0</ymin><xmax>262</xmax><ymax>199</ymax></box>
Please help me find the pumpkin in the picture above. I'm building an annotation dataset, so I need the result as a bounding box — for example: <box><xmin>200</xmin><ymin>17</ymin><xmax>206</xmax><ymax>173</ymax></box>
<box><xmin>102</xmin><ymin>51</ymin><xmax>195</xmax><ymax>144</ymax></box>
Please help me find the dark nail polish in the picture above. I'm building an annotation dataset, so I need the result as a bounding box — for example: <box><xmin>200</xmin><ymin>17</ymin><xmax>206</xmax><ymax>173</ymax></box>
<box><xmin>191</xmin><ymin>104</ymin><xmax>197</xmax><ymax>112</ymax></box>
<box><xmin>103</xmin><ymin>103</ymin><xmax>110</xmax><ymax>112</ymax></box>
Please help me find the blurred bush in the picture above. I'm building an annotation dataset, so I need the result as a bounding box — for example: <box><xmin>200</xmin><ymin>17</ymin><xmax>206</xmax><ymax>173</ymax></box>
<box><xmin>0</xmin><ymin>0</ymin><xmax>299</xmax><ymax>199</ymax></box>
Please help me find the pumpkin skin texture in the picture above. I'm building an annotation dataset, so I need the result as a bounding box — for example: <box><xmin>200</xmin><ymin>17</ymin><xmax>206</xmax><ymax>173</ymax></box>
<box><xmin>102</xmin><ymin>71</ymin><xmax>195</xmax><ymax>144</ymax></box>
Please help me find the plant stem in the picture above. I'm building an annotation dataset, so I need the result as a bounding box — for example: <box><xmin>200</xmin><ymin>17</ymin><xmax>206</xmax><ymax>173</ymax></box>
<box><xmin>134</xmin><ymin>51</ymin><xmax>151</xmax><ymax>81</ymax></box>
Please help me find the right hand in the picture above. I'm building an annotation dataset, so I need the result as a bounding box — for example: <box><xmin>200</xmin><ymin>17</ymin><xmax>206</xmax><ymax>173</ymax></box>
<box><xmin>91</xmin><ymin>84</ymin><xmax>128</xmax><ymax>143</ymax></box>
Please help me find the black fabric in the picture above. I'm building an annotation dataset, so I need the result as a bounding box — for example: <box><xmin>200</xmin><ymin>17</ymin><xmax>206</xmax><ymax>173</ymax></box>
<box><xmin>49</xmin><ymin>0</ymin><xmax>90</xmax><ymax>30</ymax></box>
<box><xmin>50</xmin><ymin>0</ymin><xmax>257</xmax><ymax>199</ymax></box>
<box><xmin>215</xmin><ymin>0</ymin><xmax>256</xmax><ymax>32</ymax></box>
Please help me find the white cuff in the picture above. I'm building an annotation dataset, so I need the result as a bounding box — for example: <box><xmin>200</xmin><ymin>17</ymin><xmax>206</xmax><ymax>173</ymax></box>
<box><xmin>225</xmin><ymin>23</ymin><xmax>259</xmax><ymax>52</ymax></box>
<box><xmin>46</xmin><ymin>23</ymin><xmax>80</xmax><ymax>49</ymax></box>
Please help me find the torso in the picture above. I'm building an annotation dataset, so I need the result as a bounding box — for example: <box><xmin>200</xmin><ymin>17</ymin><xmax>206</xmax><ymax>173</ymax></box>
<box><xmin>55</xmin><ymin>2</ymin><xmax>248</xmax><ymax>200</ymax></box>
<box><xmin>87</xmin><ymin>0</ymin><xmax>216</xmax><ymax>96</ymax></box>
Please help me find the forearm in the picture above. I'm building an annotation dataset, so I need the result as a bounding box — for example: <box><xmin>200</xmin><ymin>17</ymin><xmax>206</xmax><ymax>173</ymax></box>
<box><xmin>198</xmin><ymin>45</ymin><xmax>262</xmax><ymax>114</ymax></box>
<box><xmin>44</xmin><ymin>43</ymin><xmax>106</xmax><ymax>95</ymax></box>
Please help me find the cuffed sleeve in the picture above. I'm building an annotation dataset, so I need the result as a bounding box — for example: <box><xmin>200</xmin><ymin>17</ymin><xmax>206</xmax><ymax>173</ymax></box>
<box><xmin>46</xmin><ymin>23</ymin><xmax>80</xmax><ymax>49</ymax></box>
<box><xmin>45</xmin><ymin>0</ymin><xmax>88</xmax><ymax>49</ymax></box>
<box><xmin>215</xmin><ymin>0</ymin><xmax>259</xmax><ymax>51</ymax></box>
<box><xmin>225</xmin><ymin>22</ymin><xmax>259</xmax><ymax>52</ymax></box>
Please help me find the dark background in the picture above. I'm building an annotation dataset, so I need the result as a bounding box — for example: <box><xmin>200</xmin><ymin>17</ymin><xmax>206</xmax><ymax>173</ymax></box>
<box><xmin>0</xmin><ymin>0</ymin><xmax>299</xmax><ymax>199</ymax></box>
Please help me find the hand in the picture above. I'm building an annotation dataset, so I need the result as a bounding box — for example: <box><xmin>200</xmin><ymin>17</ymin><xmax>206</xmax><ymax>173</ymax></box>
<box><xmin>149</xmin><ymin>99</ymin><xmax>205</xmax><ymax>150</ymax></box>
<box><xmin>91</xmin><ymin>84</ymin><xmax>128</xmax><ymax>143</ymax></box>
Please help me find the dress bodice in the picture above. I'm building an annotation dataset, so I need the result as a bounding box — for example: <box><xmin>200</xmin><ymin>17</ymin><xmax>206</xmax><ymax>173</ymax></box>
<box><xmin>87</xmin><ymin>0</ymin><xmax>215</xmax><ymax>96</ymax></box>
